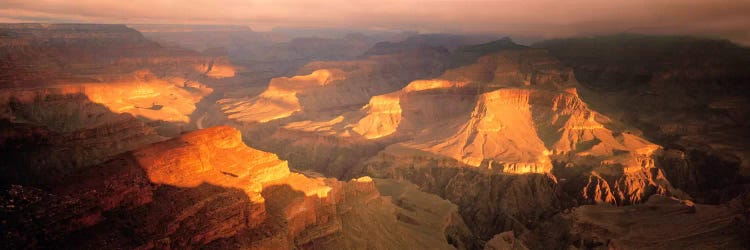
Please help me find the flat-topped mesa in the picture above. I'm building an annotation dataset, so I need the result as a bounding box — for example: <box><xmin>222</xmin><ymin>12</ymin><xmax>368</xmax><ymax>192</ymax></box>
<box><xmin>284</xmin><ymin>48</ymin><xmax>579</xmax><ymax>143</ymax></box>
<box><xmin>351</xmin><ymin>93</ymin><xmax>403</xmax><ymax>139</ymax></box>
<box><xmin>133</xmin><ymin>126</ymin><xmax>291</xmax><ymax>196</ymax></box>
<box><xmin>2</xmin><ymin>70</ymin><xmax>213</xmax><ymax>125</ymax></box>
<box><xmin>402</xmin><ymin>88</ymin><xmax>552</xmax><ymax>174</ymax></box>
<box><xmin>219</xmin><ymin>69</ymin><xmax>345</xmax><ymax>123</ymax></box>
<box><xmin>274</xmin><ymin>78</ymin><xmax>476</xmax><ymax>142</ymax></box>
<box><xmin>455</xmin><ymin>89</ymin><xmax>551</xmax><ymax>172</ymax></box>
<box><xmin>0</xmin><ymin>23</ymin><xmax>152</xmax><ymax>45</ymax></box>
<box><xmin>219</xmin><ymin>46</ymin><xmax>450</xmax><ymax>125</ymax></box>
<box><xmin>349</xmin><ymin>79</ymin><xmax>476</xmax><ymax>139</ymax></box>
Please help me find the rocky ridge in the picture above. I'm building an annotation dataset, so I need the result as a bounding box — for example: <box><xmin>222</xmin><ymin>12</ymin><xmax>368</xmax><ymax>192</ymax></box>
<box><xmin>255</xmin><ymin>48</ymin><xmax>683</xmax><ymax>242</ymax></box>
<box><xmin>1</xmin><ymin>126</ymin><xmax>475</xmax><ymax>249</ymax></box>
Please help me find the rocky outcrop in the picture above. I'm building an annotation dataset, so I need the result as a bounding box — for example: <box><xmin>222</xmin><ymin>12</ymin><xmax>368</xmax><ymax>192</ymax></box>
<box><xmin>3</xmin><ymin>72</ymin><xmax>211</xmax><ymax>124</ymax></box>
<box><xmin>0</xmin><ymin>23</ymin><xmax>230</xmax><ymax>88</ymax></box>
<box><xmin>218</xmin><ymin>45</ymin><xmax>450</xmax><ymax>124</ymax></box>
<box><xmin>0</xmin><ymin>114</ymin><xmax>163</xmax><ymax>187</ymax></box>
<box><xmin>535</xmin><ymin>35</ymin><xmax>750</xmax><ymax>202</ymax></box>
<box><xmin>363</xmin><ymin>155</ymin><xmax>567</xmax><ymax>240</ymax></box>
<box><xmin>571</xmin><ymin>166</ymin><xmax>675</xmax><ymax>205</ymax></box>
<box><xmin>1</xmin><ymin>126</ymin><xmax>473</xmax><ymax>249</ymax></box>
<box><xmin>567</xmin><ymin>194</ymin><xmax>748</xmax><ymax>249</ymax></box>
<box><xmin>405</xmin><ymin>89</ymin><xmax>552</xmax><ymax>173</ymax></box>
<box><xmin>219</xmin><ymin>69</ymin><xmax>344</xmax><ymax>123</ymax></box>
<box><xmin>0</xmin><ymin>23</ymin><xmax>237</xmax><ymax>140</ymax></box>
<box><xmin>249</xmin><ymin>48</ymin><xmax>682</xmax><ymax>244</ymax></box>
<box><xmin>135</xmin><ymin>26</ymin><xmax>385</xmax><ymax>86</ymax></box>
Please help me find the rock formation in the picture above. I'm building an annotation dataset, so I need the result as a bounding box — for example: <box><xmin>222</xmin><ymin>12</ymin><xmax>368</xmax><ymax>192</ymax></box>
<box><xmin>0</xmin><ymin>23</ymin><xmax>245</xmax><ymax>150</ymax></box>
<box><xmin>1</xmin><ymin>126</ymin><xmax>475</xmax><ymax>249</ymax></box>
<box><xmin>2</xmin><ymin>24</ymin><xmax>749</xmax><ymax>250</ymax></box>
<box><xmin>218</xmin><ymin>45</ymin><xmax>450</xmax><ymax>124</ymax></box>
<box><xmin>253</xmin><ymin>48</ymin><xmax>683</xmax><ymax>242</ymax></box>
<box><xmin>567</xmin><ymin>194</ymin><xmax>749</xmax><ymax>249</ymax></box>
<box><xmin>535</xmin><ymin>34</ymin><xmax>750</xmax><ymax>203</ymax></box>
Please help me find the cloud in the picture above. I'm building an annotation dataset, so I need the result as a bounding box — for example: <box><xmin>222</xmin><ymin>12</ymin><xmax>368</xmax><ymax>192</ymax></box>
<box><xmin>1</xmin><ymin>0</ymin><xmax>749</xmax><ymax>44</ymax></box>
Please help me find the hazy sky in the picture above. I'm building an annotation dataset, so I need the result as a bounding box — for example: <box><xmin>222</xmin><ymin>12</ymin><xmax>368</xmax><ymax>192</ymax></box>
<box><xmin>2</xmin><ymin>0</ymin><xmax>749</xmax><ymax>44</ymax></box>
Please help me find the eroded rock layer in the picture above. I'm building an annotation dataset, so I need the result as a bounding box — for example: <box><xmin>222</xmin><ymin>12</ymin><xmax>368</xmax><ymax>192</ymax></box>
<box><xmin>567</xmin><ymin>194</ymin><xmax>749</xmax><ymax>249</ymax></box>
<box><xmin>255</xmin><ymin>48</ymin><xmax>684</xmax><ymax>243</ymax></box>
<box><xmin>535</xmin><ymin>35</ymin><xmax>750</xmax><ymax>203</ymax></box>
<box><xmin>218</xmin><ymin>46</ymin><xmax>450</xmax><ymax>124</ymax></box>
<box><xmin>1</xmin><ymin>126</ymin><xmax>474</xmax><ymax>249</ymax></box>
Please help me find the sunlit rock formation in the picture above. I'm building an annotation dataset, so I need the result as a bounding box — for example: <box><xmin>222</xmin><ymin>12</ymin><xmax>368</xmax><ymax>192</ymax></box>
<box><xmin>3</xmin><ymin>23</ymin><xmax>748</xmax><ymax>249</ymax></box>
<box><xmin>255</xmin><ymin>46</ymin><xmax>682</xmax><ymax>242</ymax></box>
<box><xmin>399</xmin><ymin>89</ymin><xmax>552</xmax><ymax>173</ymax></box>
<box><xmin>1</xmin><ymin>126</ymin><xmax>474</xmax><ymax>249</ymax></box>
<box><xmin>536</xmin><ymin>34</ymin><xmax>750</xmax><ymax>203</ymax></box>
<box><xmin>273</xmin><ymin>49</ymin><xmax>662</xmax><ymax>177</ymax></box>
<box><xmin>219</xmin><ymin>69</ymin><xmax>344</xmax><ymax>123</ymax></box>
<box><xmin>0</xmin><ymin>23</ymin><xmax>231</xmax><ymax>138</ymax></box>
<box><xmin>218</xmin><ymin>45</ymin><xmax>450</xmax><ymax>124</ymax></box>
<box><xmin>134</xmin><ymin>25</ymin><xmax>390</xmax><ymax>86</ymax></box>
<box><xmin>0</xmin><ymin>71</ymin><xmax>213</xmax><ymax>125</ymax></box>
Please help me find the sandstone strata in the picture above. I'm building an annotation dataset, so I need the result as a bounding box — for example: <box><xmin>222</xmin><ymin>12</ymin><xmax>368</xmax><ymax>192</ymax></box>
<box><xmin>218</xmin><ymin>46</ymin><xmax>450</xmax><ymax>124</ymax></box>
<box><xmin>1</xmin><ymin>126</ymin><xmax>473</xmax><ymax>249</ymax></box>
<box><xmin>256</xmin><ymin>48</ymin><xmax>681</xmax><ymax>242</ymax></box>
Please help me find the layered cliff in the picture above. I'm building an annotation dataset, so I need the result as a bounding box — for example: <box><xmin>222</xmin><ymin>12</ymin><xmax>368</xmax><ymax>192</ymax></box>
<box><xmin>253</xmin><ymin>48</ymin><xmax>682</xmax><ymax>243</ymax></box>
<box><xmin>0</xmin><ymin>23</ymin><xmax>232</xmax><ymax>87</ymax></box>
<box><xmin>271</xmin><ymin>50</ymin><xmax>662</xmax><ymax>178</ymax></box>
<box><xmin>218</xmin><ymin>45</ymin><xmax>450</xmax><ymax>124</ymax></box>
<box><xmin>219</xmin><ymin>69</ymin><xmax>344</xmax><ymax>123</ymax></box>
<box><xmin>1</xmin><ymin>126</ymin><xmax>474</xmax><ymax>249</ymax></box>
<box><xmin>535</xmin><ymin>35</ymin><xmax>750</xmax><ymax>203</ymax></box>
<box><xmin>0</xmin><ymin>23</ymin><xmax>231</xmax><ymax>140</ymax></box>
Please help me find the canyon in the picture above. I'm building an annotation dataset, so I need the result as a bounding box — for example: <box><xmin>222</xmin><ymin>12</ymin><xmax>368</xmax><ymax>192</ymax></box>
<box><xmin>1</xmin><ymin>24</ymin><xmax>748</xmax><ymax>249</ymax></box>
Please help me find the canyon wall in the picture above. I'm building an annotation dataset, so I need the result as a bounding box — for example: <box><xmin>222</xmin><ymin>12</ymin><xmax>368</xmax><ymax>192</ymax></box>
<box><xmin>1</xmin><ymin>126</ymin><xmax>476</xmax><ymax>249</ymax></box>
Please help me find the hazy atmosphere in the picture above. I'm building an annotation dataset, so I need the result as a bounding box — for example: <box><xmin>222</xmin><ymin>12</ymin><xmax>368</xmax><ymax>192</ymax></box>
<box><xmin>2</xmin><ymin>0</ymin><xmax>750</xmax><ymax>43</ymax></box>
<box><xmin>2</xmin><ymin>1</ymin><xmax>749</xmax><ymax>249</ymax></box>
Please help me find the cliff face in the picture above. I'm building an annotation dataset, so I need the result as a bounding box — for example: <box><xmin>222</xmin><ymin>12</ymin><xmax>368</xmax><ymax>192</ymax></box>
<box><xmin>0</xmin><ymin>23</ymin><xmax>229</xmax><ymax>139</ymax></box>
<box><xmin>1</xmin><ymin>126</ymin><xmax>474</xmax><ymax>249</ymax></box>
<box><xmin>135</xmin><ymin>25</ymin><xmax>386</xmax><ymax>86</ymax></box>
<box><xmin>3</xmin><ymin>26</ymin><xmax>746</xmax><ymax>249</ymax></box>
<box><xmin>0</xmin><ymin>24</ymin><xmax>233</xmax><ymax>87</ymax></box>
<box><xmin>218</xmin><ymin>46</ymin><xmax>450</xmax><ymax>124</ymax></box>
<box><xmin>245</xmin><ymin>48</ymin><xmax>679</xmax><ymax>242</ymax></box>
<box><xmin>535</xmin><ymin>35</ymin><xmax>750</xmax><ymax>203</ymax></box>
<box><xmin>408</xmin><ymin>89</ymin><xmax>552</xmax><ymax>173</ymax></box>
<box><xmin>0</xmin><ymin>114</ymin><xmax>163</xmax><ymax>187</ymax></box>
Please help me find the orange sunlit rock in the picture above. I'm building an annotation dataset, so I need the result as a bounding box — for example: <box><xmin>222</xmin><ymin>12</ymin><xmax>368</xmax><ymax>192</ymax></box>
<box><xmin>405</xmin><ymin>88</ymin><xmax>552</xmax><ymax>172</ymax></box>
<box><xmin>8</xmin><ymin>71</ymin><xmax>214</xmax><ymax>124</ymax></box>
<box><xmin>402</xmin><ymin>79</ymin><xmax>470</xmax><ymax>92</ymax></box>
<box><xmin>133</xmin><ymin>126</ymin><xmax>291</xmax><ymax>196</ymax></box>
<box><xmin>219</xmin><ymin>69</ymin><xmax>345</xmax><ymax>123</ymax></box>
